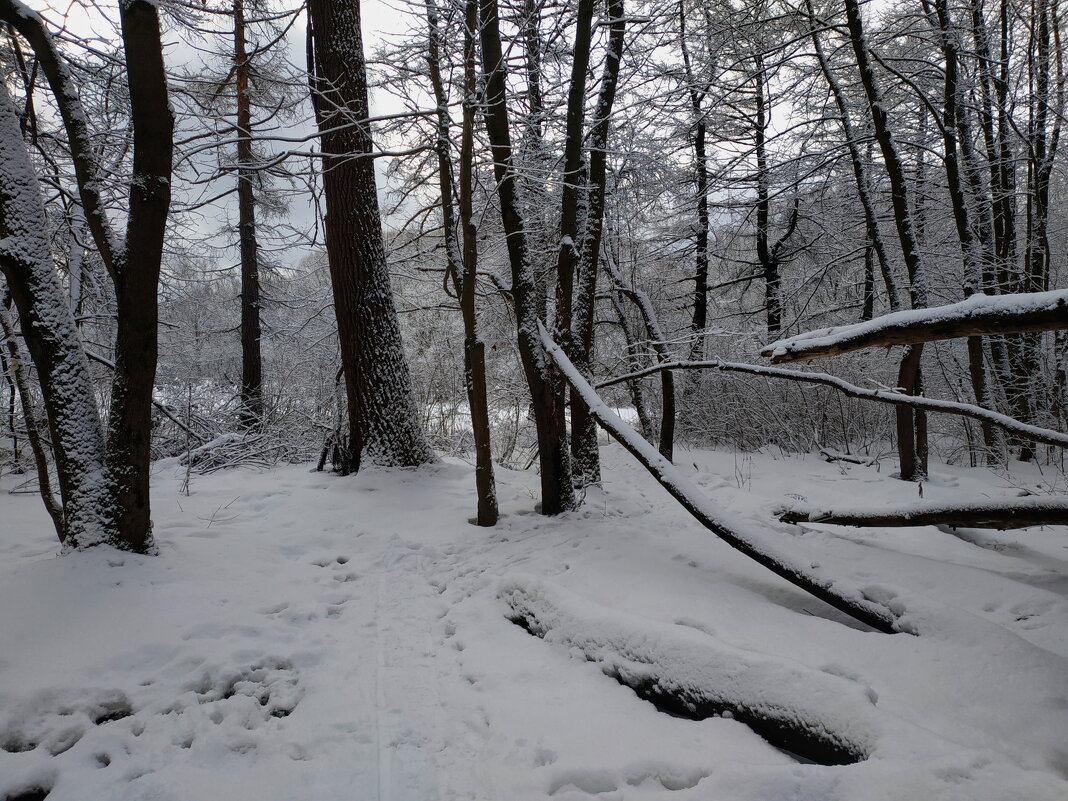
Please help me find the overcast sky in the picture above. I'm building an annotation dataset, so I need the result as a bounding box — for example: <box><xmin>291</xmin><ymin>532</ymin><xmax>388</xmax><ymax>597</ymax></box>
<box><xmin>27</xmin><ymin>0</ymin><xmax>420</xmax><ymax>271</ymax></box>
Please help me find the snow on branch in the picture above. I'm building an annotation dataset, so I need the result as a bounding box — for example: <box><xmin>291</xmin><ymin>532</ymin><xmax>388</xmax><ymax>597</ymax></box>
<box><xmin>595</xmin><ymin>359</ymin><xmax>1068</xmax><ymax>450</ymax></box>
<box><xmin>776</xmin><ymin>496</ymin><xmax>1068</xmax><ymax>530</ymax></box>
<box><xmin>760</xmin><ymin>289</ymin><xmax>1068</xmax><ymax>363</ymax></box>
<box><xmin>500</xmin><ymin>576</ymin><xmax>878</xmax><ymax>765</ymax></box>
<box><xmin>539</xmin><ymin>323</ymin><xmax>900</xmax><ymax>633</ymax></box>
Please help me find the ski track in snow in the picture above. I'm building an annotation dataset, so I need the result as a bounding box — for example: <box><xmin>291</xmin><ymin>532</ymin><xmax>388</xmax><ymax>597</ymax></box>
<box><xmin>1</xmin><ymin>447</ymin><xmax>1067</xmax><ymax>800</ymax></box>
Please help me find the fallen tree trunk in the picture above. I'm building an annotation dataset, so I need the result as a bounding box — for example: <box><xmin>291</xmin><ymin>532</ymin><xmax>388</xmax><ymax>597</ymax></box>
<box><xmin>819</xmin><ymin>448</ymin><xmax>875</xmax><ymax>466</ymax></box>
<box><xmin>777</xmin><ymin>496</ymin><xmax>1068</xmax><ymax>530</ymax></box>
<box><xmin>500</xmin><ymin>577</ymin><xmax>877</xmax><ymax>765</ymax></box>
<box><xmin>761</xmin><ymin>289</ymin><xmax>1068</xmax><ymax>363</ymax></box>
<box><xmin>595</xmin><ymin>359</ymin><xmax>1068</xmax><ymax>451</ymax></box>
<box><xmin>540</xmin><ymin>324</ymin><xmax>900</xmax><ymax>633</ymax></box>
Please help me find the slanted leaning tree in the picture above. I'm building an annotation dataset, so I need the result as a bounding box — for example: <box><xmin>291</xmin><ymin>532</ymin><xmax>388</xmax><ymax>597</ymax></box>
<box><xmin>306</xmin><ymin>0</ymin><xmax>433</xmax><ymax>472</ymax></box>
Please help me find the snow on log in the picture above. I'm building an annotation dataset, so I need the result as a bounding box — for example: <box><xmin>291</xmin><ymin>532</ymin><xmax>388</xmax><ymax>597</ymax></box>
<box><xmin>539</xmin><ymin>323</ymin><xmax>900</xmax><ymax>633</ymax></box>
<box><xmin>761</xmin><ymin>289</ymin><xmax>1068</xmax><ymax>363</ymax></box>
<box><xmin>596</xmin><ymin>359</ymin><xmax>1068</xmax><ymax>451</ymax></box>
<box><xmin>777</xmin><ymin>496</ymin><xmax>1068</xmax><ymax>530</ymax></box>
<box><xmin>499</xmin><ymin>576</ymin><xmax>878</xmax><ymax>765</ymax></box>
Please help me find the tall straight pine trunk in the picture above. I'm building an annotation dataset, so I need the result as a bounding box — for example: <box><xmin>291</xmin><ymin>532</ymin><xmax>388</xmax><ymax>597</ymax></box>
<box><xmin>234</xmin><ymin>0</ymin><xmax>264</xmax><ymax>429</ymax></box>
<box><xmin>307</xmin><ymin>0</ymin><xmax>433</xmax><ymax>471</ymax></box>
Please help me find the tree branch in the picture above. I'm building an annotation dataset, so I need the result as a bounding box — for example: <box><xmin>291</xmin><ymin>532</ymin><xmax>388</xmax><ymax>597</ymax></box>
<box><xmin>595</xmin><ymin>359</ymin><xmax>1068</xmax><ymax>451</ymax></box>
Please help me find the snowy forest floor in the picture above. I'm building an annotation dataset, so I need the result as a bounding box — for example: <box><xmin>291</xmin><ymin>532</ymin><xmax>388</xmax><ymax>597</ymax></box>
<box><xmin>2</xmin><ymin>445</ymin><xmax>1067</xmax><ymax>801</ymax></box>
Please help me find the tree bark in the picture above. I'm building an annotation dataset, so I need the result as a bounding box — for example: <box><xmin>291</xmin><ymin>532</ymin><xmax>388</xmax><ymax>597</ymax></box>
<box><xmin>307</xmin><ymin>0</ymin><xmax>433</xmax><ymax>471</ymax></box>
<box><xmin>0</xmin><ymin>295</ymin><xmax>63</xmax><ymax>538</ymax></box>
<box><xmin>0</xmin><ymin>82</ymin><xmax>113</xmax><ymax>547</ymax></box>
<box><xmin>425</xmin><ymin>0</ymin><xmax>498</xmax><ymax>525</ymax></box>
<box><xmin>844</xmin><ymin>0</ymin><xmax>929</xmax><ymax>480</ymax></box>
<box><xmin>777</xmin><ymin>497</ymin><xmax>1068</xmax><ymax>530</ymax></box>
<box><xmin>570</xmin><ymin>0</ymin><xmax>627</xmax><ymax>486</ymax></box>
<box><xmin>105</xmin><ymin>0</ymin><xmax>173</xmax><ymax>553</ymax></box>
<box><xmin>2</xmin><ymin>0</ymin><xmax>173</xmax><ymax>552</ymax></box>
<box><xmin>928</xmin><ymin>0</ymin><xmax>997</xmax><ymax>456</ymax></box>
<box><xmin>678</xmin><ymin>3</ymin><xmax>711</xmax><ymax>360</ymax></box>
<box><xmin>478</xmin><ymin>0</ymin><xmax>574</xmax><ymax>513</ymax></box>
<box><xmin>234</xmin><ymin>0</ymin><xmax>264</xmax><ymax>430</ymax></box>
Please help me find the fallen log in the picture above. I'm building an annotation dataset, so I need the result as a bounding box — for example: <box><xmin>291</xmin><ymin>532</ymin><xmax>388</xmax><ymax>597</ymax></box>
<box><xmin>819</xmin><ymin>448</ymin><xmax>875</xmax><ymax>466</ymax></box>
<box><xmin>760</xmin><ymin>289</ymin><xmax>1068</xmax><ymax>363</ymax></box>
<box><xmin>500</xmin><ymin>577</ymin><xmax>876</xmax><ymax>765</ymax></box>
<box><xmin>540</xmin><ymin>323</ymin><xmax>900</xmax><ymax>633</ymax></box>
<box><xmin>777</xmin><ymin>496</ymin><xmax>1068</xmax><ymax>530</ymax></box>
<box><xmin>595</xmin><ymin>359</ymin><xmax>1068</xmax><ymax>451</ymax></box>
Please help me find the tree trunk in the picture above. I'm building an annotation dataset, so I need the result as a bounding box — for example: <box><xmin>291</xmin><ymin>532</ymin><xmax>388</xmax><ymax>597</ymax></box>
<box><xmin>541</xmin><ymin>327</ymin><xmax>899</xmax><ymax>633</ymax></box>
<box><xmin>0</xmin><ymin>294</ymin><xmax>63</xmax><ymax>538</ymax></box>
<box><xmin>106</xmin><ymin>0</ymin><xmax>173</xmax><ymax>553</ymax></box>
<box><xmin>2</xmin><ymin>0</ymin><xmax>173</xmax><ymax>553</ymax></box>
<box><xmin>807</xmin><ymin>0</ymin><xmax>900</xmax><ymax>312</ymax></box>
<box><xmin>929</xmin><ymin>0</ymin><xmax>997</xmax><ymax>456</ymax></box>
<box><xmin>845</xmin><ymin>0</ymin><xmax>930</xmax><ymax>479</ymax></box>
<box><xmin>234</xmin><ymin>0</ymin><xmax>264</xmax><ymax>430</ymax></box>
<box><xmin>777</xmin><ymin>497</ymin><xmax>1068</xmax><ymax>529</ymax></box>
<box><xmin>753</xmin><ymin>52</ymin><xmax>781</xmax><ymax>339</ymax></box>
<box><xmin>678</xmin><ymin>3</ymin><xmax>711</xmax><ymax>360</ymax></box>
<box><xmin>478</xmin><ymin>0</ymin><xmax>574</xmax><ymax>513</ymax></box>
<box><xmin>552</xmin><ymin>0</ymin><xmax>595</xmax><ymax>487</ymax></box>
<box><xmin>425</xmin><ymin>0</ymin><xmax>498</xmax><ymax>525</ymax></box>
<box><xmin>570</xmin><ymin>0</ymin><xmax>627</xmax><ymax>486</ymax></box>
<box><xmin>0</xmin><ymin>82</ymin><xmax>114</xmax><ymax>547</ymax></box>
<box><xmin>307</xmin><ymin>0</ymin><xmax>433</xmax><ymax>471</ymax></box>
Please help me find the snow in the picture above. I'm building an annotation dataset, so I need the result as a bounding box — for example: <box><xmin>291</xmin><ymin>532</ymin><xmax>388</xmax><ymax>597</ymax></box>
<box><xmin>2</xmin><ymin>447</ymin><xmax>1067</xmax><ymax>800</ymax></box>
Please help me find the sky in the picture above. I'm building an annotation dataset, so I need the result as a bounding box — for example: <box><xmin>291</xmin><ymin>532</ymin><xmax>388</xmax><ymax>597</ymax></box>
<box><xmin>24</xmin><ymin>0</ymin><xmax>420</xmax><ymax>270</ymax></box>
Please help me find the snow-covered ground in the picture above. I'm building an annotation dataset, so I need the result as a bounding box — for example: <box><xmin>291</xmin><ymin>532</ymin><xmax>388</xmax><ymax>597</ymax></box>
<box><xmin>1</xmin><ymin>446</ymin><xmax>1066</xmax><ymax>800</ymax></box>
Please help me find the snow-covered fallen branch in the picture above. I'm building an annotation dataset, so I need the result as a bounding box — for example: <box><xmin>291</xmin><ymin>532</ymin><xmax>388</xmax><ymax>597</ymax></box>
<box><xmin>760</xmin><ymin>289</ymin><xmax>1068</xmax><ymax>362</ymax></box>
<box><xmin>499</xmin><ymin>576</ymin><xmax>878</xmax><ymax>765</ymax></box>
<box><xmin>595</xmin><ymin>359</ymin><xmax>1068</xmax><ymax>450</ymax></box>
<box><xmin>777</xmin><ymin>495</ymin><xmax>1068</xmax><ymax>530</ymax></box>
<box><xmin>539</xmin><ymin>323</ymin><xmax>900</xmax><ymax>633</ymax></box>
<box><xmin>178</xmin><ymin>432</ymin><xmax>286</xmax><ymax>473</ymax></box>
